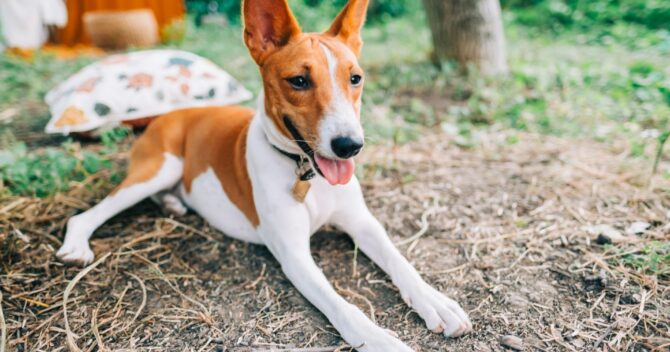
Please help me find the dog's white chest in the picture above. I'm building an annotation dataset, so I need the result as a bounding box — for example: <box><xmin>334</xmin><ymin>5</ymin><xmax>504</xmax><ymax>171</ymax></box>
<box><xmin>181</xmin><ymin>165</ymin><xmax>338</xmax><ymax>243</ymax></box>
<box><xmin>300</xmin><ymin>178</ymin><xmax>340</xmax><ymax>233</ymax></box>
<box><xmin>181</xmin><ymin>168</ymin><xmax>262</xmax><ymax>244</ymax></box>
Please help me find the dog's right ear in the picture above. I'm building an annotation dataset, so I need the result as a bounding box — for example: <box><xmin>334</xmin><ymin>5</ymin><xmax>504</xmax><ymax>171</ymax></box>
<box><xmin>326</xmin><ymin>0</ymin><xmax>369</xmax><ymax>57</ymax></box>
<box><xmin>243</xmin><ymin>0</ymin><xmax>302</xmax><ymax>65</ymax></box>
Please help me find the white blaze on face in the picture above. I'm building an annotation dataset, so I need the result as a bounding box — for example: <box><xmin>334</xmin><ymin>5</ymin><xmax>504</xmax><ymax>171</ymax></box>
<box><xmin>317</xmin><ymin>43</ymin><xmax>364</xmax><ymax>159</ymax></box>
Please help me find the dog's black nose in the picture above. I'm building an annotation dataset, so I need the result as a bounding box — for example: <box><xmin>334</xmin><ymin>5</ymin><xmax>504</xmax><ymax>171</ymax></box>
<box><xmin>331</xmin><ymin>137</ymin><xmax>364</xmax><ymax>159</ymax></box>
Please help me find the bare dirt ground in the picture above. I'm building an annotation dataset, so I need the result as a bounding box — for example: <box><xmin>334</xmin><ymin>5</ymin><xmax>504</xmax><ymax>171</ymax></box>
<box><xmin>1</xmin><ymin>129</ymin><xmax>669</xmax><ymax>351</ymax></box>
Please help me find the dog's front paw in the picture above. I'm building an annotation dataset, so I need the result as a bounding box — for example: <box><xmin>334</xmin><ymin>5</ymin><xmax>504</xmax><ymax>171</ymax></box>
<box><xmin>352</xmin><ymin>327</ymin><xmax>414</xmax><ymax>352</ymax></box>
<box><xmin>404</xmin><ymin>284</ymin><xmax>472</xmax><ymax>338</ymax></box>
<box><xmin>56</xmin><ymin>240</ymin><xmax>94</xmax><ymax>266</ymax></box>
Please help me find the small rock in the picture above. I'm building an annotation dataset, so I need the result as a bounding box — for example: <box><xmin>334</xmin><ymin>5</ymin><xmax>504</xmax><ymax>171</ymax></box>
<box><xmin>615</xmin><ymin>316</ymin><xmax>637</xmax><ymax>329</ymax></box>
<box><xmin>585</xmin><ymin>224</ymin><xmax>626</xmax><ymax>244</ymax></box>
<box><xmin>571</xmin><ymin>338</ymin><xmax>585</xmax><ymax>348</ymax></box>
<box><xmin>506</xmin><ymin>292</ymin><xmax>529</xmax><ymax>309</ymax></box>
<box><xmin>500</xmin><ymin>335</ymin><xmax>523</xmax><ymax>351</ymax></box>
<box><xmin>620</xmin><ymin>294</ymin><xmax>640</xmax><ymax>305</ymax></box>
<box><xmin>626</xmin><ymin>221</ymin><xmax>650</xmax><ymax>236</ymax></box>
<box><xmin>595</xmin><ymin>234</ymin><xmax>612</xmax><ymax>245</ymax></box>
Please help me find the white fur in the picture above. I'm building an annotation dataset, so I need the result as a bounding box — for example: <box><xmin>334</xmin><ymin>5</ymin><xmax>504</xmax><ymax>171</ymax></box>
<box><xmin>58</xmin><ymin>153</ymin><xmax>183</xmax><ymax>264</ymax></box>
<box><xmin>58</xmin><ymin>86</ymin><xmax>471</xmax><ymax>352</ymax></box>
<box><xmin>256</xmin><ymin>92</ymin><xmax>304</xmax><ymax>155</ymax></box>
<box><xmin>246</xmin><ymin>109</ymin><xmax>472</xmax><ymax>351</ymax></box>
<box><xmin>180</xmin><ymin>168</ymin><xmax>262</xmax><ymax>244</ymax></box>
<box><xmin>151</xmin><ymin>190</ymin><xmax>188</xmax><ymax>216</ymax></box>
<box><xmin>317</xmin><ymin>44</ymin><xmax>364</xmax><ymax>159</ymax></box>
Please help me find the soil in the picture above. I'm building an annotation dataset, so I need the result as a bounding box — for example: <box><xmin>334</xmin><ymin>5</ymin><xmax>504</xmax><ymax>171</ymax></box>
<box><xmin>1</xmin><ymin>129</ymin><xmax>668</xmax><ymax>351</ymax></box>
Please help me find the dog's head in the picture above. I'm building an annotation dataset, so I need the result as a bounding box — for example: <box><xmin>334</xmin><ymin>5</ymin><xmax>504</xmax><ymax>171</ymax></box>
<box><xmin>243</xmin><ymin>0</ymin><xmax>369</xmax><ymax>185</ymax></box>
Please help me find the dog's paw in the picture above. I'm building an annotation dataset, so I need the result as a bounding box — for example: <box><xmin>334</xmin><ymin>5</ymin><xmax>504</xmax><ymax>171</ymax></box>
<box><xmin>353</xmin><ymin>328</ymin><xmax>414</xmax><ymax>352</ymax></box>
<box><xmin>161</xmin><ymin>193</ymin><xmax>188</xmax><ymax>217</ymax></box>
<box><xmin>403</xmin><ymin>284</ymin><xmax>472</xmax><ymax>338</ymax></box>
<box><xmin>56</xmin><ymin>241</ymin><xmax>95</xmax><ymax>266</ymax></box>
<box><xmin>339</xmin><ymin>312</ymin><xmax>414</xmax><ymax>352</ymax></box>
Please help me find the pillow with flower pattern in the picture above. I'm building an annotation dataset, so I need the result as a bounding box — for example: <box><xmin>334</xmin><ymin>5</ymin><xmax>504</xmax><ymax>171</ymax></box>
<box><xmin>45</xmin><ymin>49</ymin><xmax>253</xmax><ymax>134</ymax></box>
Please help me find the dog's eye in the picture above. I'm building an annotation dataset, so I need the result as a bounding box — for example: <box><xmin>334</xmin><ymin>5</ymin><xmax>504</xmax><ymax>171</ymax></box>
<box><xmin>287</xmin><ymin>76</ymin><xmax>311</xmax><ymax>90</ymax></box>
<box><xmin>350</xmin><ymin>74</ymin><xmax>363</xmax><ymax>86</ymax></box>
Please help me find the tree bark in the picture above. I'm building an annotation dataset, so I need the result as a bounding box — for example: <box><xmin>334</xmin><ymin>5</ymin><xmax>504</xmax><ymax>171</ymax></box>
<box><xmin>422</xmin><ymin>0</ymin><xmax>508</xmax><ymax>75</ymax></box>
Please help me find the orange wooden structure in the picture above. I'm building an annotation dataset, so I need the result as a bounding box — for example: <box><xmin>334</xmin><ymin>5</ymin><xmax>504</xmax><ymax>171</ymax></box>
<box><xmin>56</xmin><ymin>0</ymin><xmax>184</xmax><ymax>46</ymax></box>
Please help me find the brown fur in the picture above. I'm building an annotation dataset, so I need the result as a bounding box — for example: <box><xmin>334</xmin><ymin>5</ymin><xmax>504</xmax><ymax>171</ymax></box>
<box><xmin>115</xmin><ymin>107</ymin><xmax>259</xmax><ymax>226</ymax></box>
<box><xmin>112</xmin><ymin>0</ymin><xmax>370</xmax><ymax>229</ymax></box>
<box><xmin>256</xmin><ymin>35</ymin><xmax>365</xmax><ymax>150</ymax></box>
<box><xmin>243</xmin><ymin>0</ymin><xmax>367</xmax><ymax>151</ymax></box>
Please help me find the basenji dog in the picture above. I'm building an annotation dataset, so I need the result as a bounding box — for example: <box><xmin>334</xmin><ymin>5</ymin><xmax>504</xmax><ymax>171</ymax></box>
<box><xmin>57</xmin><ymin>0</ymin><xmax>472</xmax><ymax>349</ymax></box>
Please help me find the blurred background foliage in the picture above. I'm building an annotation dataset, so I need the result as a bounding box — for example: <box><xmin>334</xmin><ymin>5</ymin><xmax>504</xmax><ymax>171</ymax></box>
<box><xmin>186</xmin><ymin>0</ymin><xmax>670</xmax><ymax>32</ymax></box>
<box><xmin>1</xmin><ymin>0</ymin><xmax>670</xmax><ymax>196</ymax></box>
<box><xmin>504</xmin><ymin>0</ymin><xmax>670</xmax><ymax>51</ymax></box>
<box><xmin>505</xmin><ymin>0</ymin><xmax>670</xmax><ymax>30</ymax></box>
<box><xmin>186</xmin><ymin>0</ymin><xmax>420</xmax><ymax>26</ymax></box>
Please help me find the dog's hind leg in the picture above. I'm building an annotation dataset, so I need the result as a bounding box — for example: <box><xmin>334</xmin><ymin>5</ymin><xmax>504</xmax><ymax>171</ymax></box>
<box><xmin>151</xmin><ymin>188</ymin><xmax>188</xmax><ymax>217</ymax></box>
<box><xmin>57</xmin><ymin>151</ymin><xmax>183</xmax><ymax>265</ymax></box>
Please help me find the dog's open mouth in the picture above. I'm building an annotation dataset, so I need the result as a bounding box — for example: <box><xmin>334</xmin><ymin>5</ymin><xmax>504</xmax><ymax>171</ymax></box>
<box><xmin>314</xmin><ymin>154</ymin><xmax>355</xmax><ymax>185</ymax></box>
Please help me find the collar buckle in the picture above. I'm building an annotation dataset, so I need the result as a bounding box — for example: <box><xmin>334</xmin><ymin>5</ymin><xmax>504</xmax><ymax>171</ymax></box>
<box><xmin>297</xmin><ymin>155</ymin><xmax>316</xmax><ymax>181</ymax></box>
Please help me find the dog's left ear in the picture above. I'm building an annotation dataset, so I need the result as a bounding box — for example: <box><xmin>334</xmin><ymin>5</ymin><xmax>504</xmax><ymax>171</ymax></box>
<box><xmin>325</xmin><ymin>0</ymin><xmax>369</xmax><ymax>57</ymax></box>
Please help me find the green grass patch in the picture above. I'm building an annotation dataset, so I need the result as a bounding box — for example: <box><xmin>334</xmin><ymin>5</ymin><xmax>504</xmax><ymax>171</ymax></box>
<box><xmin>0</xmin><ymin>53</ymin><xmax>94</xmax><ymax>110</ymax></box>
<box><xmin>609</xmin><ymin>242</ymin><xmax>670</xmax><ymax>277</ymax></box>
<box><xmin>0</xmin><ymin>128</ymin><xmax>126</xmax><ymax>197</ymax></box>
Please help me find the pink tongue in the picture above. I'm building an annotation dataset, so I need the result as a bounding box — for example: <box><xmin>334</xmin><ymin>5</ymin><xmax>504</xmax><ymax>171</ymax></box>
<box><xmin>315</xmin><ymin>155</ymin><xmax>356</xmax><ymax>185</ymax></box>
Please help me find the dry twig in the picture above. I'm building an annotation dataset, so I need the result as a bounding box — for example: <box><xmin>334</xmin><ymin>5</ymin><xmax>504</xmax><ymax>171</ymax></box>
<box><xmin>0</xmin><ymin>292</ymin><xmax>6</xmax><ymax>352</ymax></box>
<box><xmin>63</xmin><ymin>253</ymin><xmax>111</xmax><ymax>352</ymax></box>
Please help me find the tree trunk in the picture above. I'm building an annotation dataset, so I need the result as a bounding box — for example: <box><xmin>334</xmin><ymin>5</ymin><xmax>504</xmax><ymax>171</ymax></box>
<box><xmin>422</xmin><ymin>0</ymin><xmax>507</xmax><ymax>75</ymax></box>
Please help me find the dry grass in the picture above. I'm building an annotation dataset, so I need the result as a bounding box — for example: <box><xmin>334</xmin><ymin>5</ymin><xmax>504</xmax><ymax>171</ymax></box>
<box><xmin>1</xmin><ymin>129</ymin><xmax>669</xmax><ymax>351</ymax></box>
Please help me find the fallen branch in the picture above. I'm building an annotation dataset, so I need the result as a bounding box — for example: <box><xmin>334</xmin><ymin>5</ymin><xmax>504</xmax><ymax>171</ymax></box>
<box><xmin>91</xmin><ymin>304</ymin><xmax>106</xmax><ymax>352</ymax></box>
<box><xmin>0</xmin><ymin>292</ymin><xmax>6</xmax><ymax>352</ymax></box>
<box><xmin>335</xmin><ymin>282</ymin><xmax>376</xmax><ymax>324</ymax></box>
<box><xmin>133</xmin><ymin>254</ymin><xmax>213</xmax><ymax>324</ymax></box>
<box><xmin>395</xmin><ymin>205</ymin><xmax>438</xmax><ymax>256</ymax></box>
<box><xmin>63</xmin><ymin>253</ymin><xmax>111</xmax><ymax>352</ymax></box>
<box><xmin>125</xmin><ymin>273</ymin><xmax>147</xmax><ymax>331</ymax></box>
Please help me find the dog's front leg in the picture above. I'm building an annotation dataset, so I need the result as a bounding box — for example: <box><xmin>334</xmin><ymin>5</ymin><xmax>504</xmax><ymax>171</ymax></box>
<box><xmin>332</xmin><ymin>180</ymin><xmax>473</xmax><ymax>338</ymax></box>
<box><xmin>258</xmin><ymin>209</ymin><xmax>413</xmax><ymax>352</ymax></box>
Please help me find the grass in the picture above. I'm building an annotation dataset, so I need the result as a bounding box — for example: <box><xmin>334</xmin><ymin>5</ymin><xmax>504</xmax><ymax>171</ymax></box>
<box><xmin>1</xmin><ymin>8</ymin><xmax>669</xmax><ymax>194</ymax></box>
<box><xmin>0</xmin><ymin>128</ymin><xmax>126</xmax><ymax>197</ymax></box>
<box><xmin>0</xmin><ymin>53</ymin><xmax>94</xmax><ymax>113</ymax></box>
<box><xmin>609</xmin><ymin>241</ymin><xmax>670</xmax><ymax>277</ymax></box>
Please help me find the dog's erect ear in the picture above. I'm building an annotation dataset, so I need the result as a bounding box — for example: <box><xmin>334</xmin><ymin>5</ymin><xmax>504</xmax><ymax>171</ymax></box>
<box><xmin>243</xmin><ymin>0</ymin><xmax>301</xmax><ymax>65</ymax></box>
<box><xmin>325</xmin><ymin>0</ymin><xmax>369</xmax><ymax>57</ymax></box>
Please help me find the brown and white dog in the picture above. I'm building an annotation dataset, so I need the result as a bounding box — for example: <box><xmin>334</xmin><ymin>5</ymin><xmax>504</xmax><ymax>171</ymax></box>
<box><xmin>57</xmin><ymin>0</ymin><xmax>472</xmax><ymax>349</ymax></box>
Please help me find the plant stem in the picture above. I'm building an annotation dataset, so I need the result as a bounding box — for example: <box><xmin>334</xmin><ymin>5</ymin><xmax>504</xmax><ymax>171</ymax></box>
<box><xmin>651</xmin><ymin>131</ymin><xmax>670</xmax><ymax>177</ymax></box>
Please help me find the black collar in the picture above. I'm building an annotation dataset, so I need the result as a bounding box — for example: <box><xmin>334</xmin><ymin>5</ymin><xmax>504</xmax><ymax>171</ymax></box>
<box><xmin>271</xmin><ymin>116</ymin><xmax>323</xmax><ymax>181</ymax></box>
<box><xmin>272</xmin><ymin>145</ymin><xmax>316</xmax><ymax>181</ymax></box>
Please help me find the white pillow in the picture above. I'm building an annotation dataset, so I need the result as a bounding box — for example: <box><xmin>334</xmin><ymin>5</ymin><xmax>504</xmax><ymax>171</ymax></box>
<box><xmin>45</xmin><ymin>49</ymin><xmax>253</xmax><ymax>134</ymax></box>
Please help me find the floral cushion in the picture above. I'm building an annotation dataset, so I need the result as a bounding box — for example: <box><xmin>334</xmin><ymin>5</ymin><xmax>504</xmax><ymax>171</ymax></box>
<box><xmin>45</xmin><ymin>49</ymin><xmax>253</xmax><ymax>134</ymax></box>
